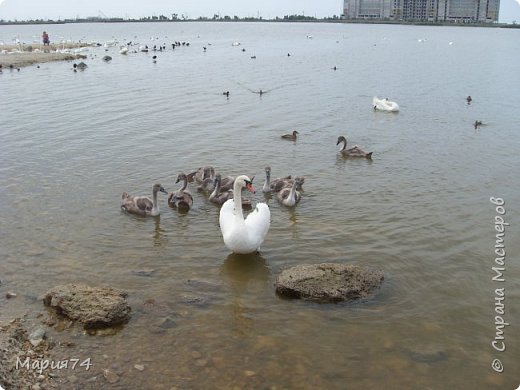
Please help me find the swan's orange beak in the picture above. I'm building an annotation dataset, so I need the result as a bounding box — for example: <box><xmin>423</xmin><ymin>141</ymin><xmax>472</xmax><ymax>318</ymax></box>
<box><xmin>246</xmin><ymin>182</ymin><xmax>256</xmax><ymax>194</ymax></box>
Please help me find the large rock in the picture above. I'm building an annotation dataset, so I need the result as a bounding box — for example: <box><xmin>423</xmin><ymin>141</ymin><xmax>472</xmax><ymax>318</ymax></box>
<box><xmin>43</xmin><ymin>284</ymin><xmax>131</xmax><ymax>328</ymax></box>
<box><xmin>275</xmin><ymin>263</ymin><xmax>384</xmax><ymax>302</ymax></box>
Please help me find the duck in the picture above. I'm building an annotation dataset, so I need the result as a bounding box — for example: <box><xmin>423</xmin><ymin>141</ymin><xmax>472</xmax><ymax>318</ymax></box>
<box><xmin>262</xmin><ymin>167</ymin><xmax>304</xmax><ymax>193</ymax></box>
<box><xmin>168</xmin><ymin>173</ymin><xmax>193</xmax><ymax>212</ymax></box>
<box><xmin>276</xmin><ymin>179</ymin><xmax>302</xmax><ymax>207</ymax></box>
<box><xmin>210</xmin><ymin>174</ymin><xmax>251</xmax><ymax>208</ymax></box>
<box><xmin>474</xmin><ymin>120</ymin><xmax>482</xmax><ymax>129</ymax></box>
<box><xmin>281</xmin><ymin>130</ymin><xmax>299</xmax><ymax>141</ymax></box>
<box><xmin>336</xmin><ymin>136</ymin><xmax>373</xmax><ymax>159</ymax></box>
<box><xmin>121</xmin><ymin>183</ymin><xmax>167</xmax><ymax>216</ymax></box>
<box><xmin>466</xmin><ymin>95</ymin><xmax>472</xmax><ymax>104</ymax></box>
<box><xmin>219</xmin><ymin>175</ymin><xmax>270</xmax><ymax>254</ymax></box>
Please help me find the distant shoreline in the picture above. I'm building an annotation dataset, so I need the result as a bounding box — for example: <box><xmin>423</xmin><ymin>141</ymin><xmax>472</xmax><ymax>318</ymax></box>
<box><xmin>0</xmin><ymin>19</ymin><xmax>518</xmax><ymax>28</ymax></box>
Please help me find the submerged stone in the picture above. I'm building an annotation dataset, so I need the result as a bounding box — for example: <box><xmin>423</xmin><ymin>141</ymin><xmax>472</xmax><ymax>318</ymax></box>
<box><xmin>275</xmin><ymin>263</ymin><xmax>384</xmax><ymax>303</ymax></box>
<box><xmin>43</xmin><ymin>284</ymin><xmax>131</xmax><ymax>329</ymax></box>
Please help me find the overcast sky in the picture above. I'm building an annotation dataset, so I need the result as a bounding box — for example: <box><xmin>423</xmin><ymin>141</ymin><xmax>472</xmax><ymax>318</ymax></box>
<box><xmin>0</xmin><ymin>0</ymin><xmax>519</xmax><ymax>23</ymax></box>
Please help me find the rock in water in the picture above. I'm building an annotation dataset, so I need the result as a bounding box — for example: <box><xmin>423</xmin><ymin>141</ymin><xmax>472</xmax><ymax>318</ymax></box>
<box><xmin>43</xmin><ymin>284</ymin><xmax>131</xmax><ymax>328</ymax></box>
<box><xmin>28</xmin><ymin>328</ymin><xmax>46</xmax><ymax>347</ymax></box>
<box><xmin>102</xmin><ymin>368</ymin><xmax>119</xmax><ymax>383</ymax></box>
<box><xmin>275</xmin><ymin>263</ymin><xmax>384</xmax><ymax>302</ymax></box>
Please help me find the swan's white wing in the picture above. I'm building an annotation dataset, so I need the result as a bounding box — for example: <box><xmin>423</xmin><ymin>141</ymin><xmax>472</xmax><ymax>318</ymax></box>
<box><xmin>244</xmin><ymin>203</ymin><xmax>271</xmax><ymax>245</ymax></box>
<box><xmin>219</xmin><ymin>199</ymin><xmax>236</xmax><ymax>238</ymax></box>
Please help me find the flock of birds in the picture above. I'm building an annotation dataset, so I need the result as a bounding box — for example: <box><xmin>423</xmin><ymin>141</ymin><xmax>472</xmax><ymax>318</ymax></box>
<box><xmin>121</xmin><ymin>134</ymin><xmax>370</xmax><ymax>254</ymax></box>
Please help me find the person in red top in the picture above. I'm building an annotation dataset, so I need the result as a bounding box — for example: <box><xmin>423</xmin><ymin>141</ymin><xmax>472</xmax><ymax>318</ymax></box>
<box><xmin>42</xmin><ymin>31</ymin><xmax>50</xmax><ymax>45</ymax></box>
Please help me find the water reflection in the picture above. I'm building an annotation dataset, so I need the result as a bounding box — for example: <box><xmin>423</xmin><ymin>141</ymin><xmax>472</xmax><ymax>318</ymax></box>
<box><xmin>335</xmin><ymin>154</ymin><xmax>374</xmax><ymax>167</ymax></box>
<box><xmin>220</xmin><ymin>252</ymin><xmax>271</xmax><ymax>337</ymax></box>
<box><xmin>220</xmin><ymin>252</ymin><xmax>270</xmax><ymax>290</ymax></box>
<box><xmin>153</xmin><ymin>217</ymin><xmax>166</xmax><ymax>247</ymax></box>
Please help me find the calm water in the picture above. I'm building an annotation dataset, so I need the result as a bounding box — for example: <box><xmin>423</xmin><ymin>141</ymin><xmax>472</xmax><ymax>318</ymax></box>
<box><xmin>1</xmin><ymin>22</ymin><xmax>519</xmax><ymax>389</ymax></box>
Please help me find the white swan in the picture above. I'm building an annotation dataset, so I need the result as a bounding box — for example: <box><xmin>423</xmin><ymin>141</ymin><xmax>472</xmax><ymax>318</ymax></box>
<box><xmin>219</xmin><ymin>175</ymin><xmax>270</xmax><ymax>254</ymax></box>
<box><xmin>373</xmin><ymin>96</ymin><xmax>399</xmax><ymax>112</ymax></box>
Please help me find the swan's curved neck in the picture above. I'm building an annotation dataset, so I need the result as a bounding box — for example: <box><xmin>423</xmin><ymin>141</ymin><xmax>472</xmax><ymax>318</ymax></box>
<box><xmin>340</xmin><ymin>138</ymin><xmax>347</xmax><ymax>151</ymax></box>
<box><xmin>210</xmin><ymin>178</ymin><xmax>220</xmax><ymax>199</ymax></box>
<box><xmin>263</xmin><ymin>171</ymin><xmax>270</xmax><ymax>192</ymax></box>
<box><xmin>288</xmin><ymin>182</ymin><xmax>297</xmax><ymax>203</ymax></box>
<box><xmin>179</xmin><ymin>177</ymin><xmax>188</xmax><ymax>191</ymax></box>
<box><xmin>152</xmin><ymin>190</ymin><xmax>159</xmax><ymax>213</ymax></box>
<box><xmin>233</xmin><ymin>181</ymin><xmax>244</xmax><ymax>220</ymax></box>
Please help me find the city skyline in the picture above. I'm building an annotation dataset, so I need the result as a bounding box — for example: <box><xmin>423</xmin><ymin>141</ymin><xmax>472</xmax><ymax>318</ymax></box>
<box><xmin>0</xmin><ymin>0</ymin><xmax>518</xmax><ymax>23</ymax></box>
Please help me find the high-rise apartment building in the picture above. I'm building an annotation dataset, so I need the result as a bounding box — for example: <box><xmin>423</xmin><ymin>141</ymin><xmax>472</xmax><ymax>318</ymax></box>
<box><xmin>343</xmin><ymin>0</ymin><xmax>500</xmax><ymax>22</ymax></box>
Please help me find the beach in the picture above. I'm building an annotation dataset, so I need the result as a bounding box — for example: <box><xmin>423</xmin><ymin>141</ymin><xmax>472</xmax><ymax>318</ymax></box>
<box><xmin>0</xmin><ymin>43</ymin><xmax>88</xmax><ymax>68</ymax></box>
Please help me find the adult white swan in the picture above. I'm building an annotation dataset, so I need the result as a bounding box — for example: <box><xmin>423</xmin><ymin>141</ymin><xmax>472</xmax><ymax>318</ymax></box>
<box><xmin>373</xmin><ymin>96</ymin><xmax>399</xmax><ymax>112</ymax></box>
<box><xmin>219</xmin><ymin>175</ymin><xmax>270</xmax><ymax>254</ymax></box>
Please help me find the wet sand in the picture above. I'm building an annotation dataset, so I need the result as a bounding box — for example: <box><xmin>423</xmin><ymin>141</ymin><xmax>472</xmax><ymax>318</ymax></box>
<box><xmin>0</xmin><ymin>43</ymin><xmax>89</xmax><ymax>68</ymax></box>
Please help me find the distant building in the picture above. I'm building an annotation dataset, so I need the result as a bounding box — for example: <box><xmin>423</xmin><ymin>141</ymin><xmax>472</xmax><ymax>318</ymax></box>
<box><xmin>343</xmin><ymin>0</ymin><xmax>500</xmax><ymax>22</ymax></box>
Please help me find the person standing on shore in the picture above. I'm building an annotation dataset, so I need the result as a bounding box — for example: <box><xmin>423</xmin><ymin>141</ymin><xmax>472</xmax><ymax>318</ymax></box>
<box><xmin>42</xmin><ymin>31</ymin><xmax>50</xmax><ymax>45</ymax></box>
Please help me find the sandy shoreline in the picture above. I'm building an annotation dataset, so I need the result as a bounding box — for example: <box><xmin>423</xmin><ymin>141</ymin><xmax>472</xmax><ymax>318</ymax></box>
<box><xmin>0</xmin><ymin>43</ymin><xmax>90</xmax><ymax>69</ymax></box>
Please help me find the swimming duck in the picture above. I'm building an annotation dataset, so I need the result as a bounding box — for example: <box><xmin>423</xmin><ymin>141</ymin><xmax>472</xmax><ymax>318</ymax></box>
<box><xmin>219</xmin><ymin>175</ymin><xmax>270</xmax><ymax>254</ymax></box>
<box><xmin>466</xmin><ymin>96</ymin><xmax>472</xmax><ymax>104</ymax></box>
<box><xmin>474</xmin><ymin>120</ymin><xmax>482</xmax><ymax>129</ymax></box>
<box><xmin>121</xmin><ymin>183</ymin><xmax>167</xmax><ymax>217</ymax></box>
<box><xmin>168</xmin><ymin>173</ymin><xmax>193</xmax><ymax>212</ymax></box>
<box><xmin>281</xmin><ymin>130</ymin><xmax>299</xmax><ymax>141</ymax></box>
<box><xmin>276</xmin><ymin>179</ymin><xmax>302</xmax><ymax>207</ymax></box>
<box><xmin>336</xmin><ymin>136</ymin><xmax>373</xmax><ymax>159</ymax></box>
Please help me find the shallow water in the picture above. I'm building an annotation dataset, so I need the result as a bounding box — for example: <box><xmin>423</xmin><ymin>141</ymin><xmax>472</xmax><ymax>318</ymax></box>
<box><xmin>1</xmin><ymin>22</ymin><xmax>519</xmax><ymax>389</ymax></box>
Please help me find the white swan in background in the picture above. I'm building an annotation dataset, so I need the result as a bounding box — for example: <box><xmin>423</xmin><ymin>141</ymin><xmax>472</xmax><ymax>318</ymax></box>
<box><xmin>219</xmin><ymin>175</ymin><xmax>270</xmax><ymax>254</ymax></box>
<box><xmin>373</xmin><ymin>96</ymin><xmax>399</xmax><ymax>112</ymax></box>
<box><xmin>120</xmin><ymin>46</ymin><xmax>129</xmax><ymax>54</ymax></box>
<box><xmin>121</xmin><ymin>183</ymin><xmax>167</xmax><ymax>217</ymax></box>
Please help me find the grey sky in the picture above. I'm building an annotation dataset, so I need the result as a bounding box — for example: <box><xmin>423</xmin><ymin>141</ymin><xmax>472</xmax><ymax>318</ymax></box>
<box><xmin>0</xmin><ymin>0</ymin><xmax>519</xmax><ymax>23</ymax></box>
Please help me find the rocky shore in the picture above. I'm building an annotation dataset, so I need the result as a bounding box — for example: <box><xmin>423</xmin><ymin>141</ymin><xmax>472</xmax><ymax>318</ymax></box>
<box><xmin>0</xmin><ymin>43</ymin><xmax>89</xmax><ymax>69</ymax></box>
<box><xmin>1</xmin><ymin>284</ymin><xmax>131</xmax><ymax>389</ymax></box>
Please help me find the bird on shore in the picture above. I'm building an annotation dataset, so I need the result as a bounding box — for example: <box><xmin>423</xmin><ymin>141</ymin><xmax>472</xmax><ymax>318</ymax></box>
<box><xmin>336</xmin><ymin>136</ymin><xmax>373</xmax><ymax>159</ymax></box>
<box><xmin>121</xmin><ymin>183</ymin><xmax>167</xmax><ymax>217</ymax></box>
<box><xmin>281</xmin><ymin>130</ymin><xmax>299</xmax><ymax>141</ymax></box>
